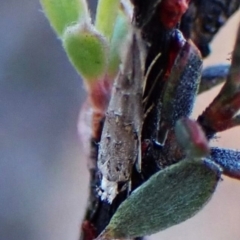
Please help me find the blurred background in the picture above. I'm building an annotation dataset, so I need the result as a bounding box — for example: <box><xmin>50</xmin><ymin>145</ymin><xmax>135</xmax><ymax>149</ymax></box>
<box><xmin>1</xmin><ymin>1</ymin><xmax>240</xmax><ymax>240</ymax></box>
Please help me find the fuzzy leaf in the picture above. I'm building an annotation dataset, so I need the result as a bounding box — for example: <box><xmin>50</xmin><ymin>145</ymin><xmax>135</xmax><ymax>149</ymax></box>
<box><xmin>63</xmin><ymin>23</ymin><xmax>109</xmax><ymax>83</ymax></box>
<box><xmin>210</xmin><ymin>147</ymin><xmax>240</xmax><ymax>180</ymax></box>
<box><xmin>97</xmin><ymin>158</ymin><xmax>221</xmax><ymax>239</ymax></box>
<box><xmin>161</xmin><ymin>38</ymin><xmax>202</xmax><ymax>128</ymax></box>
<box><xmin>40</xmin><ymin>0</ymin><xmax>90</xmax><ymax>37</ymax></box>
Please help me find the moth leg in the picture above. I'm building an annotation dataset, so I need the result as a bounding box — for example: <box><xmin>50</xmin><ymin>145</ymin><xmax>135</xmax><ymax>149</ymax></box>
<box><xmin>126</xmin><ymin>179</ymin><xmax>132</xmax><ymax>196</ymax></box>
<box><xmin>136</xmin><ymin>141</ymin><xmax>142</xmax><ymax>173</ymax></box>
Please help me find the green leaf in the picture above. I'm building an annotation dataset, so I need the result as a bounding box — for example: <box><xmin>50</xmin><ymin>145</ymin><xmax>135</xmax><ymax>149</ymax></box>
<box><xmin>40</xmin><ymin>0</ymin><xmax>90</xmax><ymax>37</ymax></box>
<box><xmin>95</xmin><ymin>0</ymin><xmax>121</xmax><ymax>40</ymax></box>
<box><xmin>97</xmin><ymin>159</ymin><xmax>221</xmax><ymax>239</ymax></box>
<box><xmin>63</xmin><ymin>23</ymin><xmax>109</xmax><ymax>83</ymax></box>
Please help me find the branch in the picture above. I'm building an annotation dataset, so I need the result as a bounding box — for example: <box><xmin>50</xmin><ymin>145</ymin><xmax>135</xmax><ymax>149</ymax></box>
<box><xmin>198</xmin><ymin>23</ymin><xmax>240</xmax><ymax>138</ymax></box>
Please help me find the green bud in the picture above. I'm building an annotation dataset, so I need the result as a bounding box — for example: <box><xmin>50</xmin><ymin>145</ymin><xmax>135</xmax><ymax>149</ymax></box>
<box><xmin>175</xmin><ymin>117</ymin><xmax>210</xmax><ymax>158</ymax></box>
<box><xmin>107</xmin><ymin>9</ymin><xmax>130</xmax><ymax>77</ymax></box>
<box><xmin>97</xmin><ymin>159</ymin><xmax>221</xmax><ymax>239</ymax></box>
<box><xmin>63</xmin><ymin>23</ymin><xmax>109</xmax><ymax>83</ymax></box>
<box><xmin>95</xmin><ymin>0</ymin><xmax>121</xmax><ymax>40</ymax></box>
<box><xmin>40</xmin><ymin>0</ymin><xmax>90</xmax><ymax>37</ymax></box>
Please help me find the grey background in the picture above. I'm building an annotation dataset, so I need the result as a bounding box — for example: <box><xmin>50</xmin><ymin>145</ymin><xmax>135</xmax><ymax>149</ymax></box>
<box><xmin>1</xmin><ymin>1</ymin><xmax>240</xmax><ymax>240</ymax></box>
<box><xmin>0</xmin><ymin>0</ymin><xmax>96</xmax><ymax>239</ymax></box>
